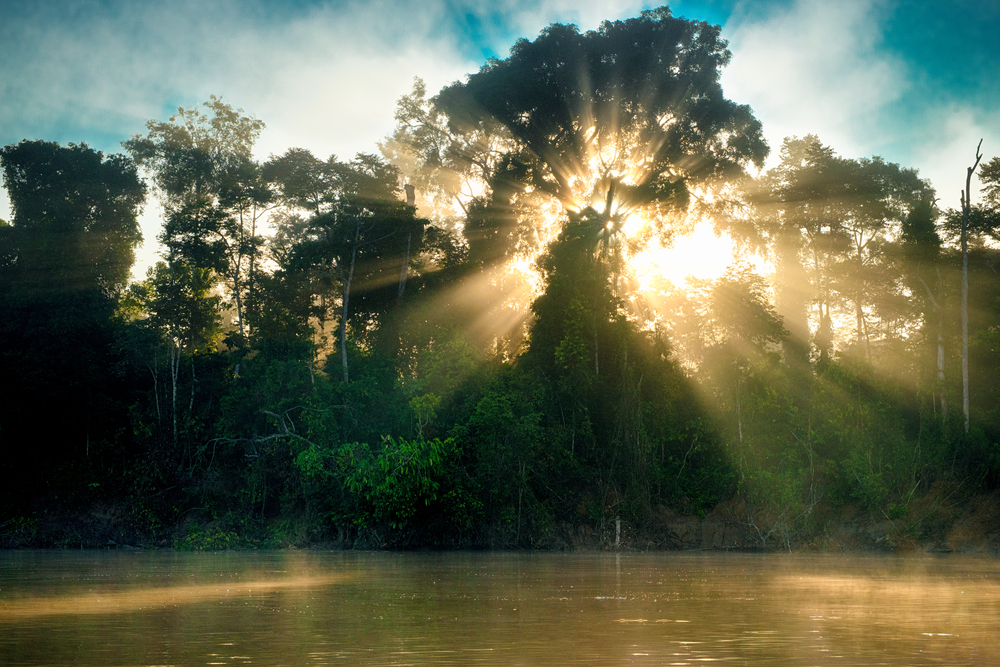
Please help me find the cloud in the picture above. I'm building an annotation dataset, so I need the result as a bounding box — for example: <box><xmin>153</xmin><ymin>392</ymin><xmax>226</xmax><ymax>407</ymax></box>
<box><xmin>910</xmin><ymin>107</ymin><xmax>998</xmax><ymax>210</ymax></box>
<box><xmin>719</xmin><ymin>0</ymin><xmax>1000</xmax><ymax>206</ymax></box>
<box><xmin>3</xmin><ymin>0</ymin><xmax>996</xmax><ymax>274</ymax></box>
<box><xmin>0</xmin><ymin>0</ymin><xmax>669</xmax><ymax>275</ymax></box>
<box><xmin>0</xmin><ymin>0</ymin><xmax>485</xmax><ymax>274</ymax></box>
<box><xmin>0</xmin><ymin>0</ymin><xmax>481</xmax><ymax>155</ymax></box>
<box><xmin>721</xmin><ymin>0</ymin><xmax>906</xmax><ymax>164</ymax></box>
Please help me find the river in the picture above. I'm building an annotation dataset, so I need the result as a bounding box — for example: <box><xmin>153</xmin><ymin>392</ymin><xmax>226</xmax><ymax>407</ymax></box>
<box><xmin>2</xmin><ymin>550</ymin><xmax>998</xmax><ymax>665</ymax></box>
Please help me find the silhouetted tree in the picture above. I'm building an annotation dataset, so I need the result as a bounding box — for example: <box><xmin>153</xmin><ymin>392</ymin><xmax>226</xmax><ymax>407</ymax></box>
<box><xmin>0</xmin><ymin>140</ymin><xmax>145</xmax><ymax>501</ymax></box>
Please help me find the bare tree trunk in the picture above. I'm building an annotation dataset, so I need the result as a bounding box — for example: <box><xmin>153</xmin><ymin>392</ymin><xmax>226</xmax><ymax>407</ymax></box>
<box><xmin>960</xmin><ymin>139</ymin><xmax>983</xmax><ymax>434</ymax></box>
<box><xmin>815</xmin><ymin>238</ymin><xmax>831</xmax><ymax>366</ymax></box>
<box><xmin>340</xmin><ymin>220</ymin><xmax>360</xmax><ymax>383</ymax></box>
<box><xmin>167</xmin><ymin>262</ymin><xmax>180</xmax><ymax>450</ymax></box>
<box><xmin>170</xmin><ymin>335</ymin><xmax>179</xmax><ymax>449</ymax></box>
<box><xmin>938</xmin><ymin>327</ymin><xmax>948</xmax><ymax>419</ymax></box>
<box><xmin>188</xmin><ymin>356</ymin><xmax>196</xmax><ymax>415</ymax></box>
<box><xmin>232</xmin><ymin>262</ymin><xmax>245</xmax><ymax>341</ymax></box>
<box><xmin>856</xmin><ymin>286</ymin><xmax>866</xmax><ymax>356</ymax></box>
<box><xmin>148</xmin><ymin>363</ymin><xmax>161</xmax><ymax>427</ymax></box>
<box><xmin>736</xmin><ymin>377</ymin><xmax>743</xmax><ymax>445</ymax></box>
<box><xmin>936</xmin><ymin>268</ymin><xmax>948</xmax><ymax>421</ymax></box>
<box><xmin>961</xmin><ymin>196</ymin><xmax>969</xmax><ymax>433</ymax></box>
<box><xmin>398</xmin><ymin>228</ymin><xmax>412</xmax><ymax>303</ymax></box>
<box><xmin>593</xmin><ymin>316</ymin><xmax>600</xmax><ymax>376</ymax></box>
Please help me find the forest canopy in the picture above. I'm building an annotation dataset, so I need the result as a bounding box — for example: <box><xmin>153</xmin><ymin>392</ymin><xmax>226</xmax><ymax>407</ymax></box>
<box><xmin>2</xmin><ymin>7</ymin><xmax>1000</xmax><ymax>551</ymax></box>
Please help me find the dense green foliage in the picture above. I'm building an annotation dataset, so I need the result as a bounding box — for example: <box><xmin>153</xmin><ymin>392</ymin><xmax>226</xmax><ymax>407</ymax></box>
<box><xmin>3</xmin><ymin>7</ymin><xmax>1000</xmax><ymax>550</ymax></box>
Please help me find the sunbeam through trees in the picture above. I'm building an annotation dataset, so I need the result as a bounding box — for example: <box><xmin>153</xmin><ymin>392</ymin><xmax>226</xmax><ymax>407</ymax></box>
<box><xmin>2</xmin><ymin>7</ymin><xmax>1000</xmax><ymax>552</ymax></box>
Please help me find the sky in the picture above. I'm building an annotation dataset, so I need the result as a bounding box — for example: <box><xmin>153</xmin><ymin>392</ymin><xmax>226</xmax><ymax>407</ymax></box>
<box><xmin>2</xmin><ymin>0</ymin><xmax>998</xmax><ymax>279</ymax></box>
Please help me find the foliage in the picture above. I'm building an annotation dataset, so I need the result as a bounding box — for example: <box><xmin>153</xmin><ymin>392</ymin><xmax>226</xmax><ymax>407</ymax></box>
<box><xmin>6</xmin><ymin>8</ymin><xmax>1000</xmax><ymax>552</ymax></box>
<box><xmin>341</xmin><ymin>436</ymin><xmax>481</xmax><ymax>545</ymax></box>
<box><xmin>174</xmin><ymin>526</ymin><xmax>246</xmax><ymax>550</ymax></box>
<box><xmin>0</xmin><ymin>140</ymin><xmax>145</xmax><ymax>507</ymax></box>
<box><xmin>125</xmin><ymin>96</ymin><xmax>272</xmax><ymax>342</ymax></box>
<box><xmin>435</xmin><ymin>8</ymin><xmax>767</xmax><ymax>230</ymax></box>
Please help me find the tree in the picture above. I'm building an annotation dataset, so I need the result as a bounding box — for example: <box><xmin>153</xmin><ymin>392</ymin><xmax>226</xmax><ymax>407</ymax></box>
<box><xmin>755</xmin><ymin>136</ymin><xmax>932</xmax><ymax>365</ymax></box>
<box><xmin>754</xmin><ymin>136</ymin><xmax>840</xmax><ymax>365</ymax></box>
<box><xmin>0</xmin><ymin>140</ymin><xmax>145</xmax><ymax>300</ymax></box>
<box><xmin>379</xmin><ymin>77</ymin><xmax>508</xmax><ymax>225</ymax></box>
<box><xmin>0</xmin><ymin>140</ymin><xmax>145</xmax><ymax>500</ymax></box>
<box><xmin>959</xmin><ymin>140</ymin><xmax>984</xmax><ymax>434</ymax></box>
<box><xmin>126</xmin><ymin>260</ymin><xmax>222</xmax><ymax>449</ymax></box>
<box><xmin>271</xmin><ymin>150</ymin><xmax>426</xmax><ymax>380</ymax></box>
<box><xmin>433</xmin><ymin>7</ymin><xmax>767</xmax><ymax>373</ymax></box>
<box><xmin>837</xmin><ymin>156</ymin><xmax>930</xmax><ymax>359</ymax></box>
<box><xmin>124</xmin><ymin>95</ymin><xmax>263</xmax><ymax>204</ymax></box>
<box><xmin>435</xmin><ymin>8</ymin><xmax>767</xmax><ymax>248</ymax></box>
<box><xmin>901</xmin><ymin>196</ymin><xmax>948</xmax><ymax>420</ymax></box>
<box><xmin>124</xmin><ymin>97</ymin><xmax>271</xmax><ymax>342</ymax></box>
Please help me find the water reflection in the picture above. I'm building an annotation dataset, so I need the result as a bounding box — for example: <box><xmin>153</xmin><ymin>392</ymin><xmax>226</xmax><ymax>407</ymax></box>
<box><xmin>2</xmin><ymin>551</ymin><xmax>999</xmax><ymax>666</ymax></box>
<box><xmin>0</xmin><ymin>573</ymin><xmax>346</xmax><ymax>619</ymax></box>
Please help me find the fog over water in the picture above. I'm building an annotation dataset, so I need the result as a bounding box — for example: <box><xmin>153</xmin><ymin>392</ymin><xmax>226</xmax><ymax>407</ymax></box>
<box><xmin>3</xmin><ymin>550</ymin><xmax>999</xmax><ymax>666</ymax></box>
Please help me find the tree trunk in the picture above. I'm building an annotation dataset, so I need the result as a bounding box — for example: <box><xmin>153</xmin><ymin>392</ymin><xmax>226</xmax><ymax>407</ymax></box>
<box><xmin>232</xmin><ymin>260</ymin><xmax>245</xmax><ymax>342</ymax></box>
<box><xmin>397</xmin><ymin>230</ymin><xmax>412</xmax><ymax>302</ymax></box>
<box><xmin>934</xmin><ymin>268</ymin><xmax>948</xmax><ymax>421</ymax></box>
<box><xmin>960</xmin><ymin>139</ymin><xmax>983</xmax><ymax>434</ymax></box>
<box><xmin>170</xmin><ymin>335</ymin><xmax>179</xmax><ymax>449</ymax></box>
<box><xmin>961</xmin><ymin>203</ymin><xmax>969</xmax><ymax>433</ymax></box>
<box><xmin>340</xmin><ymin>220</ymin><xmax>360</xmax><ymax>383</ymax></box>
<box><xmin>735</xmin><ymin>376</ymin><xmax>743</xmax><ymax>445</ymax></box>
<box><xmin>148</xmin><ymin>362</ymin><xmax>161</xmax><ymax>427</ymax></box>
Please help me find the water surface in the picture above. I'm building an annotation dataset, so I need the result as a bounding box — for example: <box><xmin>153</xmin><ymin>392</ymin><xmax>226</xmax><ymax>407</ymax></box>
<box><xmin>2</xmin><ymin>550</ymin><xmax>998</xmax><ymax>665</ymax></box>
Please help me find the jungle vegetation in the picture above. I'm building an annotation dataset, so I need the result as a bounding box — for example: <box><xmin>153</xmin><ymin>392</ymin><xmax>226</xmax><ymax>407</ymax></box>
<box><xmin>2</xmin><ymin>7</ymin><xmax>1000</xmax><ymax>549</ymax></box>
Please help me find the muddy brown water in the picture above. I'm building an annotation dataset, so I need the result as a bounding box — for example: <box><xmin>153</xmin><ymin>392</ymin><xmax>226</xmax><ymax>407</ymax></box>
<box><xmin>1</xmin><ymin>550</ymin><xmax>998</xmax><ymax>665</ymax></box>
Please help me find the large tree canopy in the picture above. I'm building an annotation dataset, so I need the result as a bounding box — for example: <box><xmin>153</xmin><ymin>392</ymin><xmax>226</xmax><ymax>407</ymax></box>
<box><xmin>0</xmin><ymin>140</ymin><xmax>145</xmax><ymax>299</ymax></box>
<box><xmin>0</xmin><ymin>141</ymin><xmax>145</xmax><ymax>501</ymax></box>
<box><xmin>125</xmin><ymin>97</ymin><xmax>271</xmax><ymax>341</ymax></box>
<box><xmin>123</xmin><ymin>95</ymin><xmax>264</xmax><ymax>207</ymax></box>
<box><xmin>434</xmin><ymin>6</ymin><xmax>768</xmax><ymax>240</ymax></box>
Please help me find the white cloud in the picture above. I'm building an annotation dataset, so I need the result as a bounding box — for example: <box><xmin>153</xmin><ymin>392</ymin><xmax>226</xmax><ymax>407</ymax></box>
<box><xmin>722</xmin><ymin>0</ymin><xmax>906</xmax><ymax>165</ymax></box>
<box><xmin>493</xmin><ymin>0</ymin><xmax>652</xmax><ymax>36</ymax></box>
<box><xmin>1</xmin><ymin>0</ymin><xmax>486</xmax><ymax>276</ymax></box>
<box><xmin>719</xmin><ymin>0</ymin><xmax>1000</xmax><ymax>208</ymax></box>
<box><xmin>910</xmin><ymin>107</ymin><xmax>999</xmax><ymax>210</ymax></box>
<box><xmin>5</xmin><ymin>0</ymin><xmax>997</xmax><ymax>278</ymax></box>
<box><xmin>0</xmin><ymin>190</ymin><xmax>10</xmax><ymax>225</ymax></box>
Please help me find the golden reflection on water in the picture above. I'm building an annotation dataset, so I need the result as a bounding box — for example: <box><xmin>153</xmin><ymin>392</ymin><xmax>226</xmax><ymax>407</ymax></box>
<box><xmin>2</xmin><ymin>552</ymin><xmax>1000</xmax><ymax>666</ymax></box>
<box><xmin>778</xmin><ymin>571</ymin><xmax>1000</xmax><ymax>604</ymax></box>
<box><xmin>0</xmin><ymin>573</ymin><xmax>347</xmax><ymax>620</ymax></box>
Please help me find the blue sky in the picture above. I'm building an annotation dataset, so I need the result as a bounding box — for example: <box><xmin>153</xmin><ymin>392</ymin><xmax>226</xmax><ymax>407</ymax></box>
<box><xmin>2</xmin><ymin>0</ymin><xmax>998</xmax><ymax>275</ymax></box>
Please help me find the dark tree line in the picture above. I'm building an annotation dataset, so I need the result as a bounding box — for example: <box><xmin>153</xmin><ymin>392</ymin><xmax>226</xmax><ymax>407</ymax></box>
<box><xmin>3</xmin><ymin>7</ymin><xmax>1000</xmax><ymax>549</ymax></box>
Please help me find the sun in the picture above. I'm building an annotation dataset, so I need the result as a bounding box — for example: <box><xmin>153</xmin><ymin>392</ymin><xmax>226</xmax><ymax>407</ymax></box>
<box><xmin>461</xmin><ymin>120</ymin><xmax>771</xmax><ymax>344</ymax></box>
<box><xmin>631</xmin><ymin>221</ymin><xmax>742</xmax><ymax>290</ymax></box>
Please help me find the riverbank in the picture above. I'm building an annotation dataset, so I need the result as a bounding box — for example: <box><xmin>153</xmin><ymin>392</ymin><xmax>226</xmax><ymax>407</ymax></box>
<box><xmin>555</xmin><ymin>484</ymin><xmax>1000</xmax><ymax>555</ymax></box>
<box><xmin>5</xmin><ymin>482</ymin><xmax>1000</xmax><ymax>555</ymax></box>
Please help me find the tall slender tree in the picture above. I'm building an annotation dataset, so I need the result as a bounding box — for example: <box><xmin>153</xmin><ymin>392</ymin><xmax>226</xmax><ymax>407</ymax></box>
<box><xmin>959</xmin><ymin>139</ymin><xmax>984</xmax><ymax>434</ymax></box>
<box><xmin>271</xmin><ymin>151</ymin><xmax>426</xmax><ymax>380</ymax></box>
<box><xmin>755</xmin><ymin>136</ymin><xmax>932</xmax><ymax>365</ymax></box>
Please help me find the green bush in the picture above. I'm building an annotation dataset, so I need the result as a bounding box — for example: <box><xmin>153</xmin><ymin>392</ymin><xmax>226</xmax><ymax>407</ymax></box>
<box><xmin>342</xmin><ymin>436</ymin><xmax>481</xmax><ymax>543</ymax></box>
